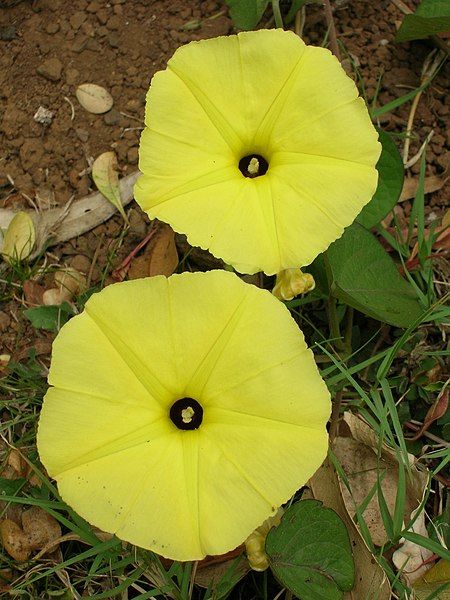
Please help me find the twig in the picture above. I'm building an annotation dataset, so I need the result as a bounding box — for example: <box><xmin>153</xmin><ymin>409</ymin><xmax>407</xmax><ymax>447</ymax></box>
<box><xmin>322</xmin><ymin>0</ymin><xmax>341</xmax><ymax>60</ymax></box>
<box><xmin>404</xmin><ymin>421</ymin><xmax>449</xmax><ymax>447</ymax></box>
<box><xmin>329</xmin><ymin>389</ymin><xmax>343</xmax><ymax>440</ymax></box>
<box><xmin>403</xmin><ymin>91</ymin><xmax>423</xmax><ymax>165</ymax></box>
<box><xmin>111</xmin><ymin>224</ymin><xmax>157</xmax><ymax>281</ymax></box>
<box><xmin>188</xmin><ymin>561</ymin><xmax>198</xmax><ymax>599</ymax></box>
<box><xmin>64</xmin><ymin>96</ymin><xmax>75</xmax><ymax>121</ymax></box>
<box><xmin>119</xmin><ymin>111</ymin><xmax>144</xmax><ymax>123</ymax></box>
<box><xmin>87</xmin><ymin>234</ymin><xmax>104</xmax><ymax>288</ymax></box>
<box><xmin>404</xmin><ymin>130</ymin><xmax>434</xmax><ymax>169</ymax></box>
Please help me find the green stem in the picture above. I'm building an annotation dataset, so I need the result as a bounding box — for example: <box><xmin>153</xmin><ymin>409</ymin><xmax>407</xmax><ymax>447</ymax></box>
<box><xmin>271</xmin><ymin>0</ymin><xmax>284</xmax><ymax>28</ymax></box>
<box><xmin>327</xmin><ymin>294</ymin><xmax>342</xmax><ymax>350</ymax></box>
<box><xmin>179</xmin><ymin>562</ymin><xmax>193</xmax><ymax>599</ymax></box>
<box><xmin>343</xmin><ymin>306</ymin><xmax>354</xmax><ymax>358</ymax></box>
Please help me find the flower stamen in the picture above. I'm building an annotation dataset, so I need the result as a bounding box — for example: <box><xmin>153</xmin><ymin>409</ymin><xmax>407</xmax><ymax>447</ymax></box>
<box><xmin>181</xmin><ymin>406</ymin><xmax>195</xmax><ymax>423</ymax></box>
<box><xmin>239</xmin><ymin>154</ymin><xmax>269</xmax><ymax>178</ymax></box>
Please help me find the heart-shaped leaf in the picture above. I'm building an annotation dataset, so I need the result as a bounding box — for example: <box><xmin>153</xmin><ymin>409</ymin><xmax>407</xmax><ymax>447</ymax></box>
<box><xmin>327</xmin><ymin>223</ymin><xmax>423</xmax><ymax>328</ymax></box>
<box><xmin>396</xmin><ymin>0</ymin><xmax>450</xmax><ymax>42</ymax></box>
<box><xmin>357</xmin><ymin>130</ymin><xmax>404</xmax><ymax>229</ymax></box>
<box><xmin>225</xmin><ymin>0</ymin><xmax>269</xmax><ymax>30</ymax></box>
<box><xmin>266</xmin><ymin>499</ymin><xmax>354</xmax><ymax>600</ymax></box>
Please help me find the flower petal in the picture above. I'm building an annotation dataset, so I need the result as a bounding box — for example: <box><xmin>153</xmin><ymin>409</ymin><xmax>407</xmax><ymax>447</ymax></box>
<box><xmin>198</xmin><ymin>411</ymin><xmax>328</xmax><ymax>552</ymax></box>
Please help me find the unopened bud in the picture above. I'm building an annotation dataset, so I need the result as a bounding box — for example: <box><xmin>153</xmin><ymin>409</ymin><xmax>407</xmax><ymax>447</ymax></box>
<box><xmin>245</xmin><ymin>509</ymin><xmax>283</xmax><ymax>572</ymax></box>
<box><xmin>272</xmin><ymin>268</ymin><xmax>315</xmax><ymax>301</ymax></box>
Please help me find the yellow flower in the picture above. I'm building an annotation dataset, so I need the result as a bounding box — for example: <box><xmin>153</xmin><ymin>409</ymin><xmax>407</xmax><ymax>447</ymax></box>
<box><xmin>37</xmin><ymin>271</ymin><xmax>330</xmax><ymax>561</ymax></box>
<box><xmin>135</xmin><ymin>29</ymin><xmax>381</xmax><ymax>275</ymax></box>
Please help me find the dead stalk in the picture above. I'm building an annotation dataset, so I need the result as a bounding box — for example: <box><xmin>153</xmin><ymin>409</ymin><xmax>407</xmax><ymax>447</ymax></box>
<box><xmin>322</xmin><ymin>0</ymin><xmax>341</xmax><ymax>60</ymax></box>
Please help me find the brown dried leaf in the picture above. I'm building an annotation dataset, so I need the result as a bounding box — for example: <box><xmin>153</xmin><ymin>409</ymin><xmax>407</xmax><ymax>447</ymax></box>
<box><xmin>407</xmin><ymin>390</ymin><xmax>448</xmax><ymax>441</ymax></box>
<box><xmin>147</xmin><ymin>223</ymin><xmax>178</xmax><ymax>277</ymax></box>
<box><xmin>195</xmin><ymin>553</ymin><xmax>249</xmax><ymax>589</ymax></box>
<box><xmin>128</xmin><ymin>223</ymin><xmax>178</xmax><ymax>280</ymax></box>
<box><xmin>392</xmin><ymin>508</ymin><xmax>433</xmax><ymax>585</ymax></box>
<box><xmin>0</xmin><ymin>172</ymin><xmax>139</xmax><ymax>258</ymax></box>
<box><xmin>54</xmin><ymin>267</ymin><xmax>86</xmax><ymax>296</ymax></box>
<box><xmin>308</xmin><ymin>458</ymin><xmax>391</xmax><ymax>600</ymax></box>
<box><xmin>23</xmin><ymin>279</ymin><xmax>45</xmax><ymax>306</ymax></box>
<box><xmin>0</xmin><ymin>519</ymin><xmax>31</xmax><ymax>562</ymax></box>
<box><xmin>334</xmin><ymin>413</ymin><xmax>428</xmax><ymax>547</ymax></box>
<box><xmin>42</xmin><ymin>287</ymin><xmax>72</xmax><ymax>306</ymax></box>
<box><xmin>21</xmin><ymin>506</ymin><xmax>61</xmax><ymax>551</ymax></box>
<box><xmin>7</xmin><ymin>450</ymin><xmax>27</xmax><ymax>478</ymax></box>
<box><xmin>400</xmin><ymin>172</ymin><xmax>449</xmax><ymax>202</ymax></box>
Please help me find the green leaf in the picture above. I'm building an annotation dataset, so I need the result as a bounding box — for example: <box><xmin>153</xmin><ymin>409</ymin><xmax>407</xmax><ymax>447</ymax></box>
<box><xmin>225</xmin><ymin>0</ymin><xmax>269</xmax><ymax>30</ymax></box>
<box><xmin>357</xmin><ymin>131</ymin><xmax>404</xmax><ymax>229</ymax></box>
<box><xmin>24</xmin><ymin>302</ymin><xmax>74</xmax><ymax>332</ymax></box>
<box><xmin>0</xmin><ymin>477</ymin><xmax>27</xmax><ymax>496</ymax></box>
<box><xmin>266</xmin><ymin>499</ymin><xmax>354</xmax><ymax>600</ymax></box>
<box><xmin>396</xmin><ymin>0</ymin><xmax>450</xmax><ymax>42</ymax></box>
<box><xmin>285</xmin><ymin>0</ymin><xmax>321</xmax><ymax>23</ymax></box>
<box><xmin>326</xmin><ymin>223</ymin><xmax>423</xmax><ymax>328</ymax></box>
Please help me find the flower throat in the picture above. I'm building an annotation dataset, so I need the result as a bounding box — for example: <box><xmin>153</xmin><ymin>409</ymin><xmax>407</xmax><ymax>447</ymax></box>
<box><xmin>170</xmin><ymin>397</ymin><xmax>203</xmax><ymax>430</ymax></box>
<box><xmin>239</xmin><ymin>154</ymin><xmax>269</xmax><ymax>178</ymax></box>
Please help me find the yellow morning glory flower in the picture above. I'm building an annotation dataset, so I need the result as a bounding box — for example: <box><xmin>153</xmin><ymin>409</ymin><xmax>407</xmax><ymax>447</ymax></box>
<box><xmin>37</xmin><ymin>270</ymin><xmax>330</xmax><ymax>561</ymax></box>
<box><xmin>135</xmin><ymin>29</ymin><xmax>381</xmax><ymax>275</ymax></box>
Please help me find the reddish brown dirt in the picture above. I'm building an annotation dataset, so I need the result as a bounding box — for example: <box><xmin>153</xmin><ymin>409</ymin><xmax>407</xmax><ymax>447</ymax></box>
<box><xmin>0</xmin><ymin>0</ymin><xmax>230</xmax><ymax>201</ymax></box>
<box><xmin>0</xmin><ymin>0</ymin><xmax>449</xmax><ymax>359</ymax></box>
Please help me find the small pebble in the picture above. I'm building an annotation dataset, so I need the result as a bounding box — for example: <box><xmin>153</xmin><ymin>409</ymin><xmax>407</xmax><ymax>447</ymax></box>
<box><xmin>104</xmin><ymin>108</ymin><xmax>121</xmax><ymax>126</ymax></box>
<box><xmin>70</xmin><ymin>11</ymin><xmax>87</xmax><ymax>30</ymax></box>
<box><xmin>0</xmin><ymin>311</ymin><xmax>11</xmax><ymax>333</ymax></box>
<box><xmin>75</xmin><ymin>128</ymin><xmax>89</xmax><ymax>142</ymax></box>
<box><xmin>127</xmin><ymin>147</ymin><xmax>139</xmax><ymax>164</ymax></box>
<box><xmin>45</xmin><ymin>22</ymin><xmax>60</xmax><ymax>34</ymax></box>
<box><xmin>36</xmin><ymin>57</ymin><xmax>62</xmax><ymax>81</ymax></box>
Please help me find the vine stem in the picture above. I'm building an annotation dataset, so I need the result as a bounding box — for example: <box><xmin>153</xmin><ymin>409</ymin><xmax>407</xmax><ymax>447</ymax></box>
<box><xmin>322</xmin><ymin>0</ymin><xmax>341</xmax><ymax>60</ymax></box>
<box><xmin>329</xmin><ymin>389</ymin><xmax>343</xmax><ymax>440</ymax></box>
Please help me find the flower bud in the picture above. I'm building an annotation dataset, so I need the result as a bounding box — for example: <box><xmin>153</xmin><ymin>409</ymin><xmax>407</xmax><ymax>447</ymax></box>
<box><xmin>272</xmin><ymin>268</ymin><xmax>315</xmax><ymax>301</ymax></box>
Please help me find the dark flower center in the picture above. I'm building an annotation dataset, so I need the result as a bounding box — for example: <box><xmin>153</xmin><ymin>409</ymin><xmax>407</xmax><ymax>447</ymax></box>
<box><xmin>239</xmin><ymin>154</ymin><xmax>269</xmax><ymax>178</ymax></box>
<box><xmin>170</xmin><ymin>397</ymin><xmax>203</xmax><ymax>430</ymax></box>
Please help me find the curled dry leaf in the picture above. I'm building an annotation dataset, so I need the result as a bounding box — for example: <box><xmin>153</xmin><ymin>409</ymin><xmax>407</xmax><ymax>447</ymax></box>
<box><xmin>406</xmin><ymin>390</ymin><xmax>449</xmax><ymax>441</ymax></box>
<box><xmin>54</xmin><ymin>267</ymin><xmax>87</xmax><ymax>300</ymax></box>
<box><xmin>21</xmin><ymin>506</ymin><xmax>61</xmax><ymax>551</ymax></box>
<box><xmin>1</xmin><ymin>211</ymin><xmax>35</xmax><ymax>263</ymax></box>
<box><xmin>92</xmin><ymin>151</ymin><xmax>128</xmax><ymax>223</ymax></box>
<box><xmin>0</xmin><ymin>172</ymin><xmax>139</xmax><ymax>258</ymax></box>
<box><xmin>75</xmin><ymin>83</ymin><xmax>113</xmax><ymax>114</ymax></box>
<box><xmin>0</xmin><ymin>507</ymin><xmax>62</xmax><ymax>562</ymax></box>
<box><xmin>0</xmin><ymin>519</ymin><xmax>31</xmax><ymax>562</ymax></box>
<box><xmin>308</xmin><ymin>458</ymin><xmax>391</xmax><ymax>600</ymax></box>
<box><xmin>333</xmin><ymin>412</ymin><xmax>428</xmax><ymax>547</ymax></box>
<box><xmin>23</xmin><ymin>280</ymin><xmax>45</xmax><ymax>306</ymax></box>
<box><xmin>393</xmin><ymin>507</ymin><xmax>434</xmax><ymax>585</ymax></box>
<box><xmin>195</xmin><ymin>553</ymin><xmax>249</xmax><ymax>590</ymax></box>
<box><xmin>400</xmin><ymin>172</ymin><xmax>449</xmax><ymax>202</ymax></box>
<box><xmin>43</xmin><ymin>288</ymin><xmax>72</xmax><ymax>306</ymax></box>
<box><xmin>128</xmin><ymin>222</ymin><xmax>179</xmax><ymax>280</ymax></box>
